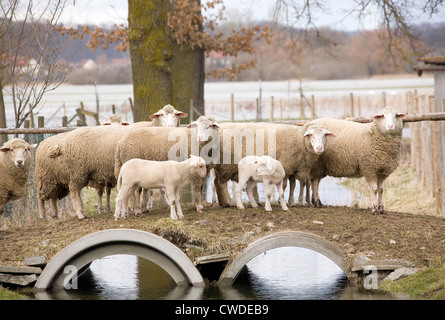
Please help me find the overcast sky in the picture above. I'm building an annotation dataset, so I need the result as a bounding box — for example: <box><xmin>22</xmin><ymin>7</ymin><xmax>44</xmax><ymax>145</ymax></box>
<box><xmin>58</xmin><ymin>0</ymin><xmax>444</xmax><ymax>31</ymax></box>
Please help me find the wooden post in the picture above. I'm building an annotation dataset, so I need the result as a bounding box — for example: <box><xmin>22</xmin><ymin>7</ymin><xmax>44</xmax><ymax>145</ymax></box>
<box><xmin>413</xmin><ymin>95</ymin><xmax>422</xmax><ymax>184</ymax></box>
<box><xmin>280</xmin><ymin>99</ymin><xmax>283</xmax><ymax>120</ymax></box>
<box><xmin>430</xmin><ymin>98</ymin><xmax>444</xmax><ymax>215</ymax></box>
<box><xmin>62</xmin><ymin>116</ymin><xmax>68</xmax><ymax>127</ymax></box>
<box><xmin>420</xmin><ymin>95</ymin><xmax>432</xmax><ymax>191</ymax></box>
<box><xmin>382</xmin><ymin>91</ymin><xmax>387</xmax><ymax>108</ymax></box>
<box><xmin>231</xmin><ymin>93</ymin><xmax>234</xmax><ymax>122</ymax></box>
<box><xmin>270</xmin><ymin>96</ymin><xmax>274</xmax><ymax>121</ymax></box>
<box><xmin>349</xmin><ymin>92</ymin><xmax>355</xmax><ymax>117</ymax></box>
<box><xmin>407</xmin><ymin>91</ymin><xmax>416</xmax><ymax>170</ymax></box>
<box><xmin>311</xmin><ymin>95</ymin><xmax>316</xmax><ymax>119</ymax></box>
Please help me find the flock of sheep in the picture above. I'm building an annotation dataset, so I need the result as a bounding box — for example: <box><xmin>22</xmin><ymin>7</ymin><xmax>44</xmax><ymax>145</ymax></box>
<box><xmin>0</xmin><ymin>103</ymin><xmax>406</xmax><ymax>230</ymax></box>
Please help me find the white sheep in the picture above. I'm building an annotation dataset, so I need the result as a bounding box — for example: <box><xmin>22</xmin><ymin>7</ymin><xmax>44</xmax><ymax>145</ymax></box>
<box><xmin>195</xmin><ymin>121</ymin><xmax>335</xmax><ymax>208</ymax></box>
<box><xmin>114</xmin><ymin>155</ymin><xmax>207</xmax><ymax>221</ymax></box>
<box><xmin>309</xmin><ymin>106</ymin><xmax>406</xmax><ymax>214</ymax></box>
<box><xmin>0</xmin><ymin>138</ymin><xmax>37</xmax><ymax>229</ymax></box>
<box><xmin>114</xmin><ymin>116</ymin><xmax>220</xmax><ymax>214</ymax></box>
<box><xmin>236</xmin><ymin>155</ymin><xmax>288</xmax><ymax>212</ymax></box>
<box><xmin>35</xmin><ymin>105</ymin><xmax>187</xmax><ymax>220</ymax></box>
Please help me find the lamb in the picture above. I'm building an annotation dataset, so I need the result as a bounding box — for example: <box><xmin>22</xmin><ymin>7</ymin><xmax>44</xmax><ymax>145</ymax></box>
<box><xmin>200</xmin><ymin>121</ymin><xmax>335</xmax><ymax>207</ymax></box>
<box><xmin>114</xmin><ymin>156</ymin><xmax>207</xmax><ymax>221</ymax></box>
<box><xmin>0</xmin><ymin>138</ymin><xmax>37</xmax><ymax>229</ymax></box>
<box><xmin>236</xmin><ymin>155</ymin><xmax>288</xmax><ymax>212</ymax></box>
<box><xmin>309</xmin><ymin>106</ymin><xmax>406</xmax><ymax>214</ymax></box>
<box><xmin>35</xmin><ymin>105</ymin><xmax>187</xmax><ymax>220</ymax></box>
<box><xmin>114</xmin><ymin>116</ymin><xmax>220</xmax><ymax>214</ymax></box>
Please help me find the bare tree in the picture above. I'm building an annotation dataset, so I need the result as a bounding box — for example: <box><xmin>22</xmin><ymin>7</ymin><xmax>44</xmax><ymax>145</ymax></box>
<box><xmin>0</xmin><ymin>0</ymin><xmax>71</xmax><ymax>134</ymax></box>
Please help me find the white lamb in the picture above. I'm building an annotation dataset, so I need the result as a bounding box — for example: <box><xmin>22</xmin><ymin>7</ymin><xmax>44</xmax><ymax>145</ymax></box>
<box><xmin>114</xmin><ymin>155</ymin><xmax>207</xmax><ymax>221</ymax></box>
<box><xmin>236</xmin><ymin>155</ymin><xmax>288</xmax><ymax>212</ymax></box>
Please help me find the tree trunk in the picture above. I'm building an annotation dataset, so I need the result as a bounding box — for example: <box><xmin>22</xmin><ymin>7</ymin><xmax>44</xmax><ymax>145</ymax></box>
<box><xmin>0</xmin><ymin>81</ymin><xmax>8</xmax><ymax>143</ymax></box>
<box><xmin>128</xmin><ymin>0</ymin><xmax>204</xmax><ymax>123</ymax></box>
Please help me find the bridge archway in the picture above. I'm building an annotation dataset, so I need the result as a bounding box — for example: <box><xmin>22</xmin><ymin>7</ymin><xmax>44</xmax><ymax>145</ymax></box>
<box><xmin>218</xmin><ymin>231</ymin><xmax>351</xmax><ymax>286</ymax></box>
<box><xmin>34</xmin><ymin>229</ymin><xmax>205</xmax><ymax>291</ymax></box>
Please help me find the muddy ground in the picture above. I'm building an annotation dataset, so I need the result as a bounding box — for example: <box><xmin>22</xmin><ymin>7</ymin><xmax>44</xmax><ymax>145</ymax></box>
<box><xmin>1</xmin><ymin>203</ymin><xmax>445</xmax><ymax>269</ymax></box>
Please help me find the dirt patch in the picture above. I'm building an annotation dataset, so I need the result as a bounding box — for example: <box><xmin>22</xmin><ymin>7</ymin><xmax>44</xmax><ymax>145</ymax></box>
<box><xmin>1</xmin><ymin>203</ymin><xmax>445</xmax><ymax>268</ymax></box>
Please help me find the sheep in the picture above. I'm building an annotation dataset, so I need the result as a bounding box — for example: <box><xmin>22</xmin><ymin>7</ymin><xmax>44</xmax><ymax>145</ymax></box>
<box><xmin>114</xmin><ymin>116</ymin><xmax>220</xmax><ymax>214</ymax></box>
<box><xmin>35</xmin><ymin>105</ymin><xmax>187</xmax><ymax>220</ymax></box>
<box><xmin>114</xmin><ymin>155</ymin><xmax>207</xmax><ymax>221</ymax></box>
<box><xmin>200</xmin><ymin>121</ymin><xmax>335</xmax><ymax>208</ymax></box>
<box><xmin>309</xmin><ymin>106</ymin><xmax>406</xmax><ymax>214</ymax></box>
<box><xmin>0</xmin><ymin>138</ymin><xmax>37</xmax><ymax>229</ymax></box>
<box><xmin>236</xmin><ymin>155</ymin><xmax>288</xmax><ymax>212</ymax></box>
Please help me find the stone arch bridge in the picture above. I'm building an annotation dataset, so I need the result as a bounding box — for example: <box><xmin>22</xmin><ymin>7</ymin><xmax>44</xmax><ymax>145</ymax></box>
<box><xmin>34</xmin><ymin>228</ymin><xmax>409</xmax><ymax>294</ymax></box>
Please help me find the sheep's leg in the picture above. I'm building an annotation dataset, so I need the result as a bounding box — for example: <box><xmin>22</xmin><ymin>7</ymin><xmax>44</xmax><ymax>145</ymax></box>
<box><xmin>252</xmin><ymin>184</ymin><xmax>262</xmax><ymax>207</ymax></box>
<box><xmin>38</xmin><ymin>198</ymin><xmax>46</xmax><ymax>219</ymax></box>
<box><xmin>161</xmin><ymin>188</ymin><xmax>170</xmax><ymax>206</ymax></box>
<box><xmin>277</xmin><ymin>181</ymin><xmax>288</xmax><ymax>211</ymax></box>
<box><xmin>263</xmin><ymin>180</ymin><xmax>272</xmax><ymax>212</ymax></box>
<box><xmin>96</xmin><ymin>186</ymin><xmax>104</xmax><ymax>214</ymax></box>
<box><xmin>106</xmin><ymin>185</ymin><xmax>112</xmax><ymax>212</ymax></box>
<box><xmin>50</xmin><ymin>198</ymin><xmax>59</xmax><ymax>219</ymax></box>
<box><xmin>140</xmin><ymin>189</ymin><xmax>151</xmax><ymax>212</ymax></box>
<box><xmin>365</xmin><ymin>175</ymin><xmax>380</xmax><ymax>215</ymax></box>
<box><xmin>114</xmin><ymin>189</ymin><xmax>125</xmax><ymax>220</ymax></box>
<box><xmin>288</xmin><ymin>175</ymin><xmax>296</xmax><ymax>206</ymax></box>
<box><xmin>134</xmin><ymin>187</ymin><xmax>142</xmax><ymax>216</ymax></box>
<box><xmin>70</xmin><ymin>188</ymin><xmax>86</xmax><ymax>220</ymax></box>
<box><xmin>175</xmin><ymin>188</ymin><xmax>184</xmax><ymax>219</ymax></box>
<box><xmin>305</xmin><ymin>180</ymin><xmax>311</xmax><ymax>206</ymax></box>
<box><xmin>377</xmin><ymin>176</ymin><xmax>387</xmax><ymax>214</ymax></box>
<box><xmin>246</xmin><ymin>180</ymin><xmax>258</xmax><ymax>208</ymax></box>
<box><xmin>311</xmin><ymin>178</ymin><xmax>323</xmax><ymax>207</ymax></box>
<box><xmin>193</xmin><ymin>183</ymin><xmax>204</xmax><ymax>213</ymax></box>
<box><xmin>297</xmin><ymin>179</ymin><xmax>305</xmax><ymax>206</ymax></box>
<box><xmin>236</xmin><ymin>176</ymin><xmax>249</xmax><ymax>210</ymax></box>
<box><xmin>166</xmin><ymin>186</ymin><xmax>178</xmax><ymax>220</ymax></box>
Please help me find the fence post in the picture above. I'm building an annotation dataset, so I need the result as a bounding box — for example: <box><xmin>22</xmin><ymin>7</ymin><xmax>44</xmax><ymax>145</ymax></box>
<box><xmin>311</xmin><ymin>95</ymin><xmax>316</xmax><ymax>119</ymax></box>
<box><xmin>430</xmin><ymin>98</ymin><xmax>444</xmax><ymax>215</ymax></box>
<box><xmin>270</xmin><ymin>96</ymin><xmax>274</xmax><ymax>121</ymax></box>
<box><xmin>231</xmin><ymin>94</ymin><xmax>234</xmax><ymax>122</ymax></box>
<box><xmin>420</xmin><ymin>95</ymin><xmax>432</xmax><ymax>191</ymax></box>
<box><xmin>349</xmin><ymin>92</ymin><xmax>355</xmax><ymax>117</ymax></box>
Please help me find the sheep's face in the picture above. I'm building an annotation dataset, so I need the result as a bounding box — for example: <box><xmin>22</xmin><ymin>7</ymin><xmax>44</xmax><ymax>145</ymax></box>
<box><xmin>304</xmin><ymin>125</ymin><xmax>336</xmax><ymax>155</ymax></box>
<box><xmin>189</xmin><ymin>155</ymin><xmax>207</xmax><ymax>178</ymax></box>
<box><xmin>150</xmin><ymin>104</ymin><xmax>188</xmax><ymax>127</ymax></box>
<box><xmin>0</xmin><ymin>139</ymin><xmax>37</xmax><ymax>168</ymax></box>
<box><xmin>102</xmin><ymin>114</ymin><xmax>130</xmax><ymax>126</ymax></box>
<box><xmin>373</xmin><ymin>106</ymin><xmax>405</xmax><ymax>134</ymax></box>
<box><xmin>255</xmin><ymin>156</ymin><xmax>277</xmax><ymax>176</ymax></box>
<box><xmin>188</xmin><ymin>116</ymin><xmax>220</xmax><ymax>142</ymax></box>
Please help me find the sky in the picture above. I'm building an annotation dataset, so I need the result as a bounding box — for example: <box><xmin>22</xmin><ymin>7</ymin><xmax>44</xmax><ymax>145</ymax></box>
<box><xmin>58</xmin><ymin>0</ymin><xmax>445</xmax><ymax>31</ymax></box>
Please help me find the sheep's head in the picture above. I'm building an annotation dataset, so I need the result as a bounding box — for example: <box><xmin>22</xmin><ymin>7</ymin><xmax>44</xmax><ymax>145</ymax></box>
<box><xmin>187</xmin><ymin>116</ymin><xmax>220</xmax><ymax>142</ymax></box>
<box><xmin>103</xmin><ymin>114</ymin><xmax>130</xmax><ymax>126</ymax></box>
<box><xmin>0</xmin><ymin>138</ymin><xmax>37</xmax><ymax>168</ymax></box>
<box><xmin>303</xmin><ymin>124</ymin><xmax>336</xmax><ymax>155</ymax></box>
<box><xmin>255</xmin><ymin>156</ymin><xmax>277</xmax><ymax>176</ymax></box>
<box><xmin>188</xmin><ymin>155</ymin><xmax>207</xmax><ymax>178</ymax></box>
<box><xmin>150</xmin><ymin>104</ymin><xmax>188</xmax><ymax>127</ymax></box>
<box><xmin>373</xmin><ymin>106</ymin><xmax>405</xmax><ymax>134</ymax></box>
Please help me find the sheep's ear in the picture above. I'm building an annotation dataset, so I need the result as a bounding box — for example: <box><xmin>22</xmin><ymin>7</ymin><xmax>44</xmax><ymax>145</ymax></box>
<box><xmin>122</xmin><ymin>121</ymin><xmax>130</xmax><ymax>126</ymax></box>
<box><xmin>211</xmin><ymin>122</ymin><xmax>220</xmax><ymax>129</ymax></box>
<box><xmin>187</xmin><ymin>122</ymin><xmax>197</xmax><ymax>128</ymax></box>
<box><xmin>396</xmin><ymin>113</ymin><xmax>406</xmax><ymax>119</ymax></box>
<box><xmin>0</xmin><ymin>146</ymin><xmax>10</xmax><ymax>152</ymax></box>
<box><xmin>149</xmin><ymin>111</ymin><xmax>162</xmax><ymax>119</ymax></box>
<box><xmin>28</xmin><ymin>143</ymin><xmax>37</xmax><ymax>150</ymax></box>
<box><xmin>103</xmin><ymin>121</ymin><xmax>111</xmax><ymax>125</ymax></box>
<box><xmin>325</xmin><ymin>130</ymin><xmax>336</xmax><ymax>138</ymax></box>
<box><xmin>303</xmin><ymin>130</ymin><xmax>312</xmax><ymax>138</ymax></box>
<box><xmin>266</xmin><ymin>158</ymin><xmax>275</xmax><ymax>172</ymax></box>
<box><xmin>373</xmin><ymin>113</ymin><xmax>384</xmax><ymax>120</ymax></box>
<box><xmin>175</xmin><ymin>111</ymin><xmax>188</xmax><ymax>118</ymax></box>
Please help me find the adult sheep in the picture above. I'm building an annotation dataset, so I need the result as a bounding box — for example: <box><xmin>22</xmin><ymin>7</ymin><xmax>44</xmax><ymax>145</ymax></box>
<box><xmin>309</xmin><ymin>106</ymin><xmax>406</xmax><ymax>214</ymax></box>
<box><xmin>35</xmin><ymin>105</ymin><xmax>187</xmax><ymax>220</ymax></box>
<box><xmin>0</xmin><ymin>138</ymin><xmax>37</xmax><ymax>229</ymax></box>
<box><xmin>193</xmin><ymin>121</ymin><xmax>335</xmax><ymax>207</ymax></box>
<box><xmin>114</xmin><ymin>116</ymin><xmax>220</xmax><ymax>213</ymax></box>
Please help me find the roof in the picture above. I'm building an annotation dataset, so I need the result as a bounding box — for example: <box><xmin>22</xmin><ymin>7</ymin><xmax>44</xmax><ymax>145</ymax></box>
<box><xmin>413</xmin><ymin>56</ymin><xmax>445</xmax><ymax>76</ymax></box>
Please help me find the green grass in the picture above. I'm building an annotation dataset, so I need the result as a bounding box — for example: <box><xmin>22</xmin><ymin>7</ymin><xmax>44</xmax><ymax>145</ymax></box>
<box><xmin>380</xmin><ymin>263</ymin><xmax>445</xmax><ymax>300</ymax></box>
<box><xmin>0</xmin><ymin>286</ymin><xmax>28</xmax><ymax>300</ymax></box>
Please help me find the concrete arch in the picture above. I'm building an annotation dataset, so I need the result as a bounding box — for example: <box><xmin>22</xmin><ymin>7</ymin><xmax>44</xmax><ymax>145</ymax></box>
<box><xmin>34</xmin><ymin>229</ymin><xmax>204</xmax><ymax>291</ymax></box>
<box><xmin>218</xmin><ymin>231</ymin><xmax>351</xmax><ymax>286</ymax></box>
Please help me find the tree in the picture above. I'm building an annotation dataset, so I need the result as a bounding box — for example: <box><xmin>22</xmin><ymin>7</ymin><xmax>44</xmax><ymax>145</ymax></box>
<box><xmin>0</xmin><ymin>0</ymin><xmax>71</xmax><ymax>136</ymax></box>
